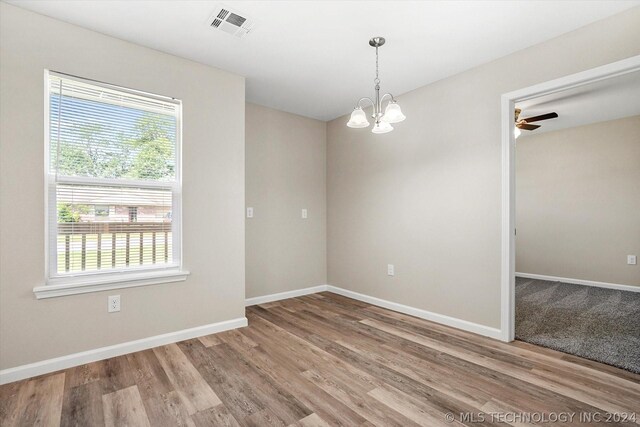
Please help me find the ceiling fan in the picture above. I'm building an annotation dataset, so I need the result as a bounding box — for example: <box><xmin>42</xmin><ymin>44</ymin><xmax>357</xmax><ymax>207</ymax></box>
<box><xmin>514</xmin><ymin>108</ymin><xmax>558</xmax><ymax>137</ymax></box>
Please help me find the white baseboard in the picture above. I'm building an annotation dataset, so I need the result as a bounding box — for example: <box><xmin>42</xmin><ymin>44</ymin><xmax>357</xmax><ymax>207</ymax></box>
<box><xmin>516</xmin><ymin>272</ymin><xmax>639</xmax><ymax>293</ymax></box>
<box><xmin>245</xmin><ymin>285</ymin><xmax>328</xmax><ymax>306</ymax></box>
<box><xmin>0</xmin><ymin>317</ymin><xmax>247</xmax><ymax>385</ymax></box>
<box><xmin>326</xmin><ymin>285</ymin><xmax>503</xmax><ymax>340</ymax></box>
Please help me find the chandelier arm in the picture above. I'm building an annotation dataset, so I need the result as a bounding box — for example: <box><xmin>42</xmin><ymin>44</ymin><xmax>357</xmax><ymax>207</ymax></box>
<box><xmin>381</xmin><ymin>93</ymin><xmax>396</xmax><ymax>102</ymax></box>
<box><xmin>357</xmin><ymin>97</ymin><xmax>375</xmax><ymax>110</ymax></box>
<box><xmin>380</xmin><ymin>93</ymin><xmax>396</xmax><ymax>108</ymax></box>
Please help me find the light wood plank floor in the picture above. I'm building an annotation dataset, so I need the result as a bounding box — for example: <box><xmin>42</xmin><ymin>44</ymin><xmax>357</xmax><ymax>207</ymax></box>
<box><xmin>2</xmin><ymin>292</ymin><xmax>639</xmax><ymax>426</ymax></box>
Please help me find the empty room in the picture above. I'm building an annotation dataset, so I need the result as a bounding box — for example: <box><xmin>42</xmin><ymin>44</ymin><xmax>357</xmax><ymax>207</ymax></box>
<box><xmin>514</xmin><ymin>72</ymin><xmax>640</xmax><ymax>373</ymax></box>
<box><xmin>1</xmin><ymin>1</ymin><xmax>639</xmax><ymax>426</ymax></box>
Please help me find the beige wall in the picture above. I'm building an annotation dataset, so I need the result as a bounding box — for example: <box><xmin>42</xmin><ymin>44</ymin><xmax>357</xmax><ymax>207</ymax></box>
<box><xmin>327</xmin><ymin>8</ymin><xmax>640</xmax><ymax>329</ymax></box>
<box><xmin>516</xmin><ymin>116</ymin><xmax>640</xmax><ymax>287</ymax></box>
<box><xmin>0</xmin><ymin>4</ymin><xmax>245</xmax><ymax>369</ymax></box>
<box><xmin>245</xmin><ymin>103</ymin><xmax>327</xmax><ymax>298</ymax></box>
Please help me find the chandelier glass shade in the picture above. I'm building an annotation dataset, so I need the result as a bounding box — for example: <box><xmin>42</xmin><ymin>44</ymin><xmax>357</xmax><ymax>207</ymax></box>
<box><xmin>346</xmin><ymin>107</ymin><xmax>370</xmax><ymax>128</ymax></box>
<box><xmin>372</xmin><ymin>121</ymin><xmax>393</xmax><ymax>134</ymax></box>
<box><xmin>382</xmin><ymin>101</ymin><xmax>406</xmax><ymax>123</ymax></box>
<box><xmin>347</xmin><ymin>37</ymin><xmax>405</xmax><ymax>134</ymax></box>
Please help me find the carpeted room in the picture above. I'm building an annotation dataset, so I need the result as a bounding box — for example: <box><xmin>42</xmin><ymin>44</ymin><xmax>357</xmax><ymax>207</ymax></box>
<box><xmin>514</xmin><ymin>80</ymin><xmax>640</xmax><ymax>372</ymax></box>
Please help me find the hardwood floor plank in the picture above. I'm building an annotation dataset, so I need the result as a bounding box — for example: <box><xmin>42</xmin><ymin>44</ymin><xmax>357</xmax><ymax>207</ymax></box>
<box><xmin>152</xmin><ymin>343</ymin><xmax>222</xmax><ymax>414</ymax></box>
<box><xmin>149</xmin><ymin>391</ymin><xmax>196</xmax><ymax>427</ymax></box>
<box><xmin>513</xmin><ymin>339</ymin><xmax>640</xmax><ymax>386</ymax></box>
<box><xmin>97</xmin><ymin>356</ymin><xmax>136</xmax><ymax>395</ymax></box>
<box><xmin>2</xmin><ymin>291</ymin><xmax>639</xmax><ymax>427</ymax></box>
<box><xmin>244</xmin><ymin>408</ymin><xmax>288</xmax><ymax>426</ymax></box>
<box><xmin>295</xmin><ymin>295</ymin><xmax>367</xmax><ymax>320</ymax></box>
<box><xmin>198</xmin><ymin>342</ymin><xmax>311</xmax><ymax>425</ymax></box>
<box><xmin>177</xmin><ymin>338</ymin><xmax>266</xmax><ymax>422</ymax></box>
<box><xmin>225</xmin><ymin>325</ymin><xmax>369</xmax><ymax>426</ymax></box>
<box><xmin>102</xmin><ymin>385</ymin><xmax>151</xmax><ymax>427</ymax></box>
<box><xmin>293</xmin><ymin>309</ymin><xmax>544</xmax><ymax>417</ymax></box>
<box><xmin>4</xmin><ymin>373</ymin><xmax>65</xmax><ymax>427</ymax></box>
<box><xmin>126</xmin><ymin>349</ymin><xmax>195</xmax><ymax>427</ymax></box>
<box><xmin>63</xmin><ymin>362</ymin><xmax>104</xmax><ymax>390</ymax></box>
<box><xmin>301</xmin><ymin>369</ymin><xmax>420</xmax><ymax>427</ymax></box>
<box><xmin>368</xmin><ymin>385</ymin><xmax>462</xmax><ymax>427</ymax></box>
<box><xmin>191</xmin><ymin>405</ymin><xmax>240</xmax><ymax>427</ymax></box>
<box><xmin>197</xmin><ymin>334</ymin><xmax>222</xmax><ymax>348</ymax></box>
<box><xmin>362</xmin><ymin>305</ymin><xmax>640</xmax><ymax>396</ymax></box>
<box><xmin>289</xmin><ymin>413</ymin><xmax>331</xmax><ymax>427</ymax></box>
<box><xmin>314</xmin><ymin>309</ymin><xmax>610</xmax><ymax>416</ymax></box>
<box><xmin>277</xmin><ymin>298</ymin><xmax>314</xmax><ymax>313</ymax></box>
<box><xmin>361</xmin><ymin>317</ymin><xmax>640</xmax><ymax>418</ymax></box>
<box><xmin>126</xmin><ymin>349</ymin><xmax>173</xmax><ymax>397</ymax></box>
<box><xmin>60</xmin><ymin>381</ymin><xmax>104</xmax><ymax>427</ymax></box>
<box><xmin>258</xmin><ymin>301</ymin><xmax>282</xmax><ymax>309</ymax></box>
<box><xmin>243</xmin><ymin>311</ymin><xmax>382</xmax><ymax>394</ymax></box>
<box><xmin>249</xmin><ymin>306</ymin><xmax>503</xmax><ymax>427</ymax></box>
<box><xmin>216</xmin><ymin>328</ymin><xmax>258</xmax><ymax>350</ymax></box>
<box><xmin>0</xmin><ymin>380</ymin><xmax>21</xmax><ymax>424</ymax></box>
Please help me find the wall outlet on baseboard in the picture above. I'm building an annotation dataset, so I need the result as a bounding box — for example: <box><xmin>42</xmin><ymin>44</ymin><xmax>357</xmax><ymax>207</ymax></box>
<box><xmin>108</xmin><ymin>295</ymin><xmax>120</xmax><ymax>313</ymax></box>
<box><xmin>387</xmin><ymin>264</ymin><xmax>395</xmax><ymax>276</ymax></box>
<box><xmin>628</xmin><ymin>255</ymin><xmax>637</xmax><ymax>265</ymax></box>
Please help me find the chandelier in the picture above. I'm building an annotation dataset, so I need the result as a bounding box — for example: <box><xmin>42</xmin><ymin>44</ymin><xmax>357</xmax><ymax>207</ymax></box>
<box><xmin>347</xmin><ymin>37</ymin><xmax>406</xmax><ymax>134</ymax></box>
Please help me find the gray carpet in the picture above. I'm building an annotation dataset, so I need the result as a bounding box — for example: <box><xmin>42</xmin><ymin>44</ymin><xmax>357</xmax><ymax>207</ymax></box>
<box><xmin>515</xmin><ymin>277</ymin><xmax>640</xmax><ymax>373</ymax></box>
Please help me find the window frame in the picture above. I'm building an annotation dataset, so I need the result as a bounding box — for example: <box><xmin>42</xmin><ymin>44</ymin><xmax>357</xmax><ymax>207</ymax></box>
<box><xmin>37</xmin><ymin>70</ymin><xmax>188</xmax><ymax>299</ymax></box>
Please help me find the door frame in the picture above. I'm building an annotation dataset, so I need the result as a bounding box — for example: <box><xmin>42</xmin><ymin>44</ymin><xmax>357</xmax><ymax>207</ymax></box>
<box><xmin>499</xmin><ymin>55</ymin><xmax>640</xmax><ymax>342</ymax></box>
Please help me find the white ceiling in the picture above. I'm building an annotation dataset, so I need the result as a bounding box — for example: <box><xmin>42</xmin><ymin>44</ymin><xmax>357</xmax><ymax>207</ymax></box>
<box><xmin>517</xmin><ymin>70</ymin><xmax>640</xmax><ymax>136</ymax></box>
<box><xmin>8</xmin><ymin>0</ymin><xmax>640</xmax><ymax>121</ymax></box>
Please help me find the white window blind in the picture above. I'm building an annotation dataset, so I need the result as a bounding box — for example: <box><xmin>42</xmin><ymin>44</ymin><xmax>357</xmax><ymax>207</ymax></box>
<box><xmin>46</xmin><ymin>72</ymin><xmax>182</xmax><ymax>279</ymax></box>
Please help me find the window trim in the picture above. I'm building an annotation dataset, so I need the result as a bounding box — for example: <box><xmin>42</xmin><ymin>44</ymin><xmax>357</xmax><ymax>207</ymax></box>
<box><xmin>39</xmin><ymin>70</ymin><xmax>187</xmax><ymax>297</ymax></box>
<box><xmin>34</xmin><ymin>269</ymin><xmax>189</xmax><ymax>299</ymax></box>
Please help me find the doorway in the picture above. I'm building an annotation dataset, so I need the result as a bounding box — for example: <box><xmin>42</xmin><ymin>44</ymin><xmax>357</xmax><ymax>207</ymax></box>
<box><xmin>500</xmin><ymin>56</ymin><xmax>640</xmax><ymax>355</ymax></box>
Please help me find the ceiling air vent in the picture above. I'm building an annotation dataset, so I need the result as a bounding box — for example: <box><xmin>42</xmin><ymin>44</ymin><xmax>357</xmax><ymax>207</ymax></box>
<box><xmin>208</xmin><ymin>4</ymin><xmax>254</xmax><ymax>39</ymax></box>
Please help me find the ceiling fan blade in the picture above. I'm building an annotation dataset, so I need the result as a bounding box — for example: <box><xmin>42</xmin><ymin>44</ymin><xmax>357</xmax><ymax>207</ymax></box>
<box><xmin>517</xmin><ymin>123</ymin><xmax>541</xmax><ymax>131</ymax></box>
<box><xmin>521</xmin><ymin>112</ymin><xmax>558</xmax><ymax>123</ymax></box>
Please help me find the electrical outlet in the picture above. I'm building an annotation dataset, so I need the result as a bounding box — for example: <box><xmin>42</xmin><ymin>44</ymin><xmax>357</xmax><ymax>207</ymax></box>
<box><xmin>387</xmin><ymin>264</ymin><xmax>395</xmax><ymax>276</ymax></box>
<box><xmin>301</xmin><ymin>208</ymin><xmax>308</xmax><ymax>219</ymax></box>
<box><xmin>246</xmin><ymin>207</ymin><xmax>254</xmax><ymax>218</ymax></box>
<box><xmin>628</xmin><ymin>255</ymin><xmax>637</xmax><ymax>265</ymax></box>
<box><xmin>108</xmin><ymin>295</ymin><xmax>120</xmax><ymax>313</ymax></box>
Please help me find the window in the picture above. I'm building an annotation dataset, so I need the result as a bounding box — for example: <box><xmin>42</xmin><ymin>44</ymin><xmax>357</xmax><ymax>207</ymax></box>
<box><xmin>95</xmin><ymin>205</ymin><xmax>110</xmax><ymax>217</ymax></box>
<box><xmin>128</xmin><ymin>206</ymin><xmax>138</xmax><ymax>222</ymax></box>
<box><xmin>42</xmin><ymin>71</ymin><xmax>186</xmax><ymax>295</ymax></box>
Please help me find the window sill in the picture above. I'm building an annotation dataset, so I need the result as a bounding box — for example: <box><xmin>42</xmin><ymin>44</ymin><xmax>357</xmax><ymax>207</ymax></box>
<box><xmin>33</xmin><ymin>269</ymin><xmax>190</xmax><ymax>299</ymax></box>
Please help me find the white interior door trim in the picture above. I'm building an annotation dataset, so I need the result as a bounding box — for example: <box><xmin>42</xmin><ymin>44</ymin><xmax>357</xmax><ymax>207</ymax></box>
<box><xmin>500</xmin><ymin>55</ymin><xmax>640</xmax><ymax>342</ymax></box>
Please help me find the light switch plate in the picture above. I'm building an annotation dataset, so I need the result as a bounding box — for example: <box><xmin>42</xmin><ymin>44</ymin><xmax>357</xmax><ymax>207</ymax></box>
<box><xmin>301</xmin><ymin>209</ymin><xmax>308</xmax><ymax>219</ymax></box>
<box><xmin>387</xmin><ymin>264</ymin><xmax>395</xmax><ymax>276</ymax></box>
<box><xmin>628</xmin><ymin>255</ymin><xmax>637</xmax><ymax>265</ymax></box>
<box><xmin>246</xmin><ymin>207</ymin><xmax>254</xmax><ymax>218</ymax></box>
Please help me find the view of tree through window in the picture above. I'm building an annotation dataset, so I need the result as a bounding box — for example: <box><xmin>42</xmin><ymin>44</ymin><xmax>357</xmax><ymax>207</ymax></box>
<box><xmin>50</xmin><ymin>95</ymin><xmax>176</xmax><ymax>181</ymax></box>
<box><xmin>48</xmin><ymin>74</ymin><xmax>180</xmax><ymax>276</ymax></box>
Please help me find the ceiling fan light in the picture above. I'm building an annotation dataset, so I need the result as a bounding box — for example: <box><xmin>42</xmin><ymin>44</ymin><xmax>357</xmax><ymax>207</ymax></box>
<box><xmin>347</xmin><ymin>107</ymin><xmax>370</xmax><ymax>128</ymax></box>
<box><xmin>381</xmin><ymin>101</ymin><xmax>406</xmax><ymax>123</ymax></box>
<box><xmin>372</xmin><ymin>121</ymin><xmax>393</xmax><ymax>134</ymax></box>
<box><xmin>514</xmin><ymin>126</ymin><xmax>521</xmax><ymax>139</ymax></box>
